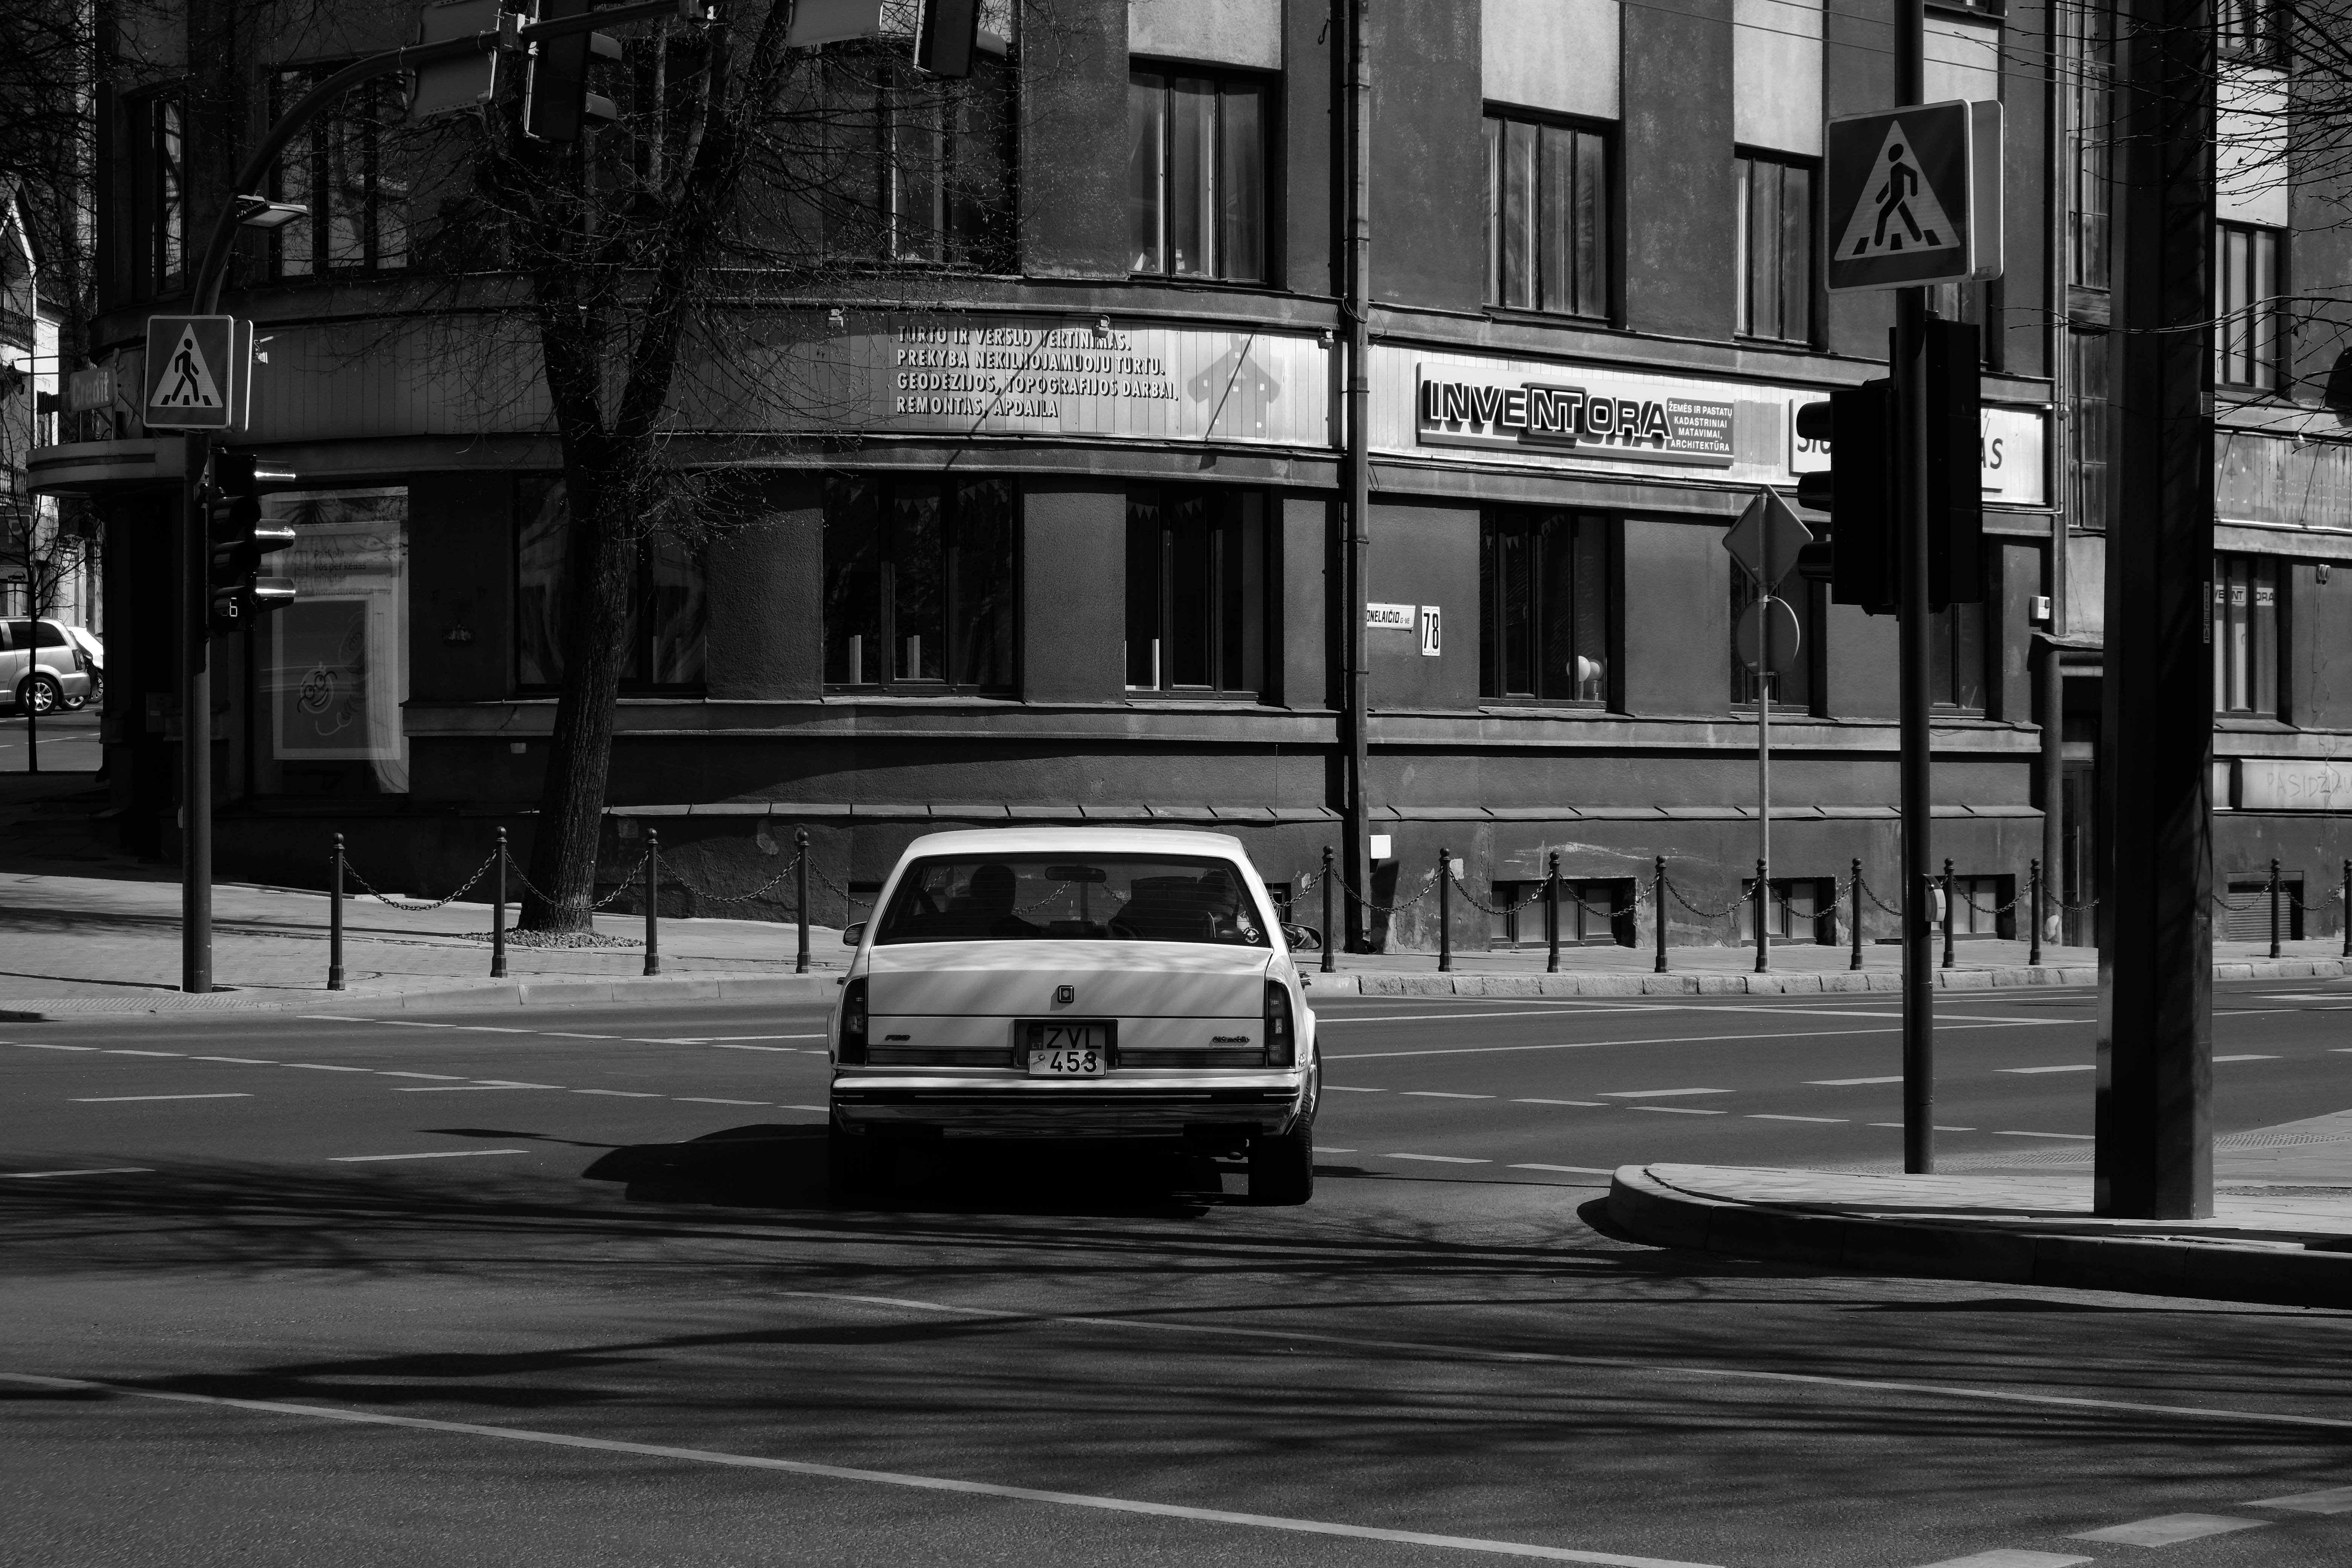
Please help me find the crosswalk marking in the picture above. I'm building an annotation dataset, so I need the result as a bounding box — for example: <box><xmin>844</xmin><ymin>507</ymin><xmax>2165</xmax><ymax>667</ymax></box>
<box><xmin>2065</xmin><ymin>1513</ymin><xmax>2266</xmax><ymax>1547</ymax></box>
<box><xmin>2250</xmin><ymin>1484</ymin><xmax>2352</xmax><ymax>1514</ymax></box>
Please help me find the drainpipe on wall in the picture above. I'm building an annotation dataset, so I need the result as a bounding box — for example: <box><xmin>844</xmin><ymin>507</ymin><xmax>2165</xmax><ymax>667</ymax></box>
<box><xmin>1341</xmin><ymin>0</ymin><xmax>1374</xmax><ymax>950</ymax></box>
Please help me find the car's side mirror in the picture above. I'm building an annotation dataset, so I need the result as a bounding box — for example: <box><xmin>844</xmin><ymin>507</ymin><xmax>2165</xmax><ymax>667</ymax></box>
<box><xmin>1283</xmin><ymin>922</ymin><xmax>1322</xmax><ymax>951</ymax></box>
<box><xmin>841</xmin><ymin>922</ymin><xmax>866</xmax><ymax>946</ymax></box>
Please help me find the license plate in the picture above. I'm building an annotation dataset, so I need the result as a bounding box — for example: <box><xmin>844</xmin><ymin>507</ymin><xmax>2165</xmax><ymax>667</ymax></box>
<box><xmin>1026</xmin><ymin>1023</ymin><xmax>1108</xmax><ymax>1076</ymax></box>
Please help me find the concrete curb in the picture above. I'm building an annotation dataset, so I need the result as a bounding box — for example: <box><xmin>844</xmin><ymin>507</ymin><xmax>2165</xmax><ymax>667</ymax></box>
<box><xmin>0</xmin><ymin>972</ymin><xmax>848</xmax><ymax>1021</ymax></box>
<box><xmin>1605</xmin><ymin>1164</ymin><xmax>2352</xmax><ymax>1310</ymax></box>
<box><xmin>1306</xmin><ymin>953</ymin><xmax>2352</xmax><ymax>995</ymax></box>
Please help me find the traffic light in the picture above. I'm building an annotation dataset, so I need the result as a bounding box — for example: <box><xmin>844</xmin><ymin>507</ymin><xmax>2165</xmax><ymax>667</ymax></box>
<box><xmin>206</xmin><ymin>450</ymin><xmax>298</xmax><ymax>636</ymax></box>
<box><xmin>915</xmin><ymin>0</ymin><xmax>983</xmax><ymax>76</ymax></box>
<box><xmin>1793</xmin><ymin>379</ymin><xmax>1898</xmax><ymax>615</ymax></box>
<box><xmin>1923</xmin><ymin>318</ymin><xmax>1984</xmax><ymax>608</ymax></box>
<box><xmin>523</xmin><ymin>0</ymin><xmax>620</xmax><ymax>143</ymax></box>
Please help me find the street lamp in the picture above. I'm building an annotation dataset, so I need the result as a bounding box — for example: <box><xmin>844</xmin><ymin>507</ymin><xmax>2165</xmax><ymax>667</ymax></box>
<box><xmin>232</xmin><ymin>196</ymin><xmax>309</xmax><ymax>231</ymax></box>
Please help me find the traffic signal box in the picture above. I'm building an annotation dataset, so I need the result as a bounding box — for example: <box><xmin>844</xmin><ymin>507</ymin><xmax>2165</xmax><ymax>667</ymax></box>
<box><xmin>524</xmin><ymin>0</ymin><xmax>620</xmax><ymax>142</ymax></box>
<box><xmin>1792</xmin><ymin>318</ymin><xmax>1983</xmax><ymax>614</ymax></box>
<box><xmin>206</xmin><ymin>451</ymin><xmax>299</xmax><ymax>636</ymax></box>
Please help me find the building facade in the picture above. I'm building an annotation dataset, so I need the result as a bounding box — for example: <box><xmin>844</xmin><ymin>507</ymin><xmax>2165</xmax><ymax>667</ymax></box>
<box><xmin>53</xmin><ymin>0</ymin><xmax>2352</xmax><ymax>951</ymax></box>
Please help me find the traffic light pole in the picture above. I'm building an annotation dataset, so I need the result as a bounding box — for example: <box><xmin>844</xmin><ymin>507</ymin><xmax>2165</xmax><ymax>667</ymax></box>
<box><xmin>1895</xmin><ymin>0</ymin><xmax>1934</xmax><ymax>1174</ymax></box>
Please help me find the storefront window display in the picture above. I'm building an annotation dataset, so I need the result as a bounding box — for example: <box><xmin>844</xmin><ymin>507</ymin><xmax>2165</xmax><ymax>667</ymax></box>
<box><xmin>260</xmin><ymin>487</ymin><xmax>409</xmax><ymax>793</ymax></box>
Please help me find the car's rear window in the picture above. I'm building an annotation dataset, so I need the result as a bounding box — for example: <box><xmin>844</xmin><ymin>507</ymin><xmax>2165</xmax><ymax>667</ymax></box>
<box><xmin>876</xmin><ymin>854</ymin><xmax>1273</xmax><ymax>946</ymax></box>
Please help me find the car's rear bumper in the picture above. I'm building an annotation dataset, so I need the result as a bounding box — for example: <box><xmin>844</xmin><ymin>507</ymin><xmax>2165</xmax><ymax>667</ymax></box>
<box><xmin>831</xmin><ymin>1072</ymin><xmax>1309</xmax><ymax>1138</ymax></box>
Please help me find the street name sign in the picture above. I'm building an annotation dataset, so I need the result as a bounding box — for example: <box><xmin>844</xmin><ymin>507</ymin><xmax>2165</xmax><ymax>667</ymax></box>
<box><xmin>1825</xmin><ymin>100</ymin><xmax>2004</xmax><ymax>292</ymax></box>
<box><xmin>142</xmin><ymin>315</ymin><xmax>237</xmax><ymax>430</ymax></box>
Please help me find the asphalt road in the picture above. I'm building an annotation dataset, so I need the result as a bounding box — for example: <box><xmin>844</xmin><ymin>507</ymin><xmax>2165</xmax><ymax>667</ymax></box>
<box><xmin>6</xmin><ymin>980</ymin><xmax>2352</xmax><ymax>1567</ymax></box>
<box><xmin>1</xmin><ymin>706</ymin><xmax>101</xmax><ymax>773</ymax></box>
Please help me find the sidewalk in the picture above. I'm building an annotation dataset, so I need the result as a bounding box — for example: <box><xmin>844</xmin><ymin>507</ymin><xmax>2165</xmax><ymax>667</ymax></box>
<box><xmin>1608</xmin><ymin>1112</ymin><xmax>2352</xmax><ymax>1309</ymax></box>
<box><xmin>6</xmin><ymin>770</ymin><xmax>2352</xmax><ymax>1016</ymax></box>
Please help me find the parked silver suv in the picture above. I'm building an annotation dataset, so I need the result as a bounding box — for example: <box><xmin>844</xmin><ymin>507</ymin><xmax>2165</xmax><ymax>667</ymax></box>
<box><xmin>2</xmin><ymin>619</ymin><xmax>98</xmax><ymax>715</ymax></box>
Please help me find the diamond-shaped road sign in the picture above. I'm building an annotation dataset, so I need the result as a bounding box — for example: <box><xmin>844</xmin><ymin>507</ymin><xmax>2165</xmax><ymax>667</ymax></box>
<box><xmin>143</xmin><ymin>315</ymin><xmax>237</xmax><ymax>430</ymax></box>
<box><xmin>1825</xmin><ymin>100</ymin><xmax>2004</xmax><ymax>292</ymax></box>
<box><xmin>1723</xmin><ymin>486</ymin><xmax>1813</xmax><ymax>592</ymax></box>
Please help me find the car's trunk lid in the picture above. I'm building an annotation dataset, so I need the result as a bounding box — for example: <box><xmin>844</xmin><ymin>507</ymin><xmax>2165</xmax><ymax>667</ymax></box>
<box><xmin>867</xmin><ymin>940</ymin><xmax>1270</xmax><ymax>1020</ymax></box>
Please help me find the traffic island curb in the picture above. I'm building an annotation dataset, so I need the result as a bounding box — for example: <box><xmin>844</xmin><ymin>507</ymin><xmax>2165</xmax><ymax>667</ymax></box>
<box><xmin>1606</xmin><ymin>1164</ymin><xmax>2352</xmax><ymax>1311</ymax></box>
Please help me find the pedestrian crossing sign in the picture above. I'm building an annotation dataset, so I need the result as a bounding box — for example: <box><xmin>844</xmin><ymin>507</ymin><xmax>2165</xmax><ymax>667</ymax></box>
<box><xmin>143</xmin><ymin>314</ymin><xmax>237</xmax><ymax>430</ymax></box>
<box><xmin>1824</xmin><ymin>101</ymin><xmax>2004</xmax><ymax>292</ymax></box>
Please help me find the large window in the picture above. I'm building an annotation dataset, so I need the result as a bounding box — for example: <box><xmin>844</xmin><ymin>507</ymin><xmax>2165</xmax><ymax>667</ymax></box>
<box><xmin>258</xmin><ymin>488</ymin><xmax>409</xmax><ymax>795</ymax></box>
<box><xmin>824</xmin><ymin>49</ymin><xmax>1012</xmax><ymax>269</ymax></box>
<box><xmin>1929</xmin><ymin>603</ymin><xmax>1989</xmax><ymax>712</ymax></box>
<box><xmin>823</xmin><ymin>475</ymin><xmax>1015</xmax><ymax>692</ymax></box>
<box><xmin>2067</xmin><ymin>328</ymin><xmax>2110</xmax><ymax>532</ymax></box>
<box><xmin>1478</xmin><ymin>509</ymin><xmax>1610</xmax><ymax>703</ymax></box>
<box><xmin>2214</xmin><ymin>554</ymin><xmax>2282</xmax><ymax>717</ymax></box>
<box><xmin>1484</xmin><ymin>113</ymin><xmax>1609</xmax><ymax>318</ymax></box>
<box><xmin>1124</xmin><ymin>486</ymin><xmax>1267</xmax><ymax>697</ymax></box>
<box><xmin>271</xmin><ymin>70</ymin><xmax>408</xmax><ymax>277</ymax></box>
<box><xmin>2215</xmin><ymin>222</ymin><xmax>2286</xmax><ymax>390</ymax></box>
<box><xmin>127</xmin><ymin>92</ymin><xmax>185</xmax><ymax>298</ymax></box>
<box><xmin>2065</xmin><ymin>0</ymin><xmax>2115</xmax><ymax>291</ymax></box>
<box><xmin>2219</xmin><ymin>0</ymin><xmax>2287</xmax><ymax>63</ymax></box>
<box><xmin>1127</xmin><ymin>69</ymin><xmax>1267</xmax><ymax>282</ymax></box>
<box><xmin>516</xmin><ymin>480</ymin><xmax>707</xmax><ymax>692</ymax></box>
<box><xmin>1733</xmin><ymin>153</ymin><xmax>1813</xmax><ymax>344</ymax></box>
<box><xmin>1729</xmin><ymin>572</ymin><xmax>1816</xmax><ymax>710</ymax></box>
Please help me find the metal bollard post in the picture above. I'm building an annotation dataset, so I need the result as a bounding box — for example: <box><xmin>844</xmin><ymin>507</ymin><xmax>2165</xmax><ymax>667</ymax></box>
<box><xmin>795</xmin><ymin>827</ymin><xmax>810</xmax><ymax>975</ymax></box>
<box><xmin>328</xmin><ymin>833</ymin><xmax>346</xmax><ymax>991</ymax></box>
<box><xmin>645</xmin><ymin>828</ymin><xmax>662</xmax><ymax>977</ymax></box>
<box><xmin>1753</xmin><ymin>858</ymin><xmax>1770</xmax><ymax>974</ymax></box>
<box><xmin>1942</xmin><ymin>857</ymin><xmax>1956</xmax><ymax>970</ymax></box>
<box><xmin>2029</xmin><ymin>858</ymin><xmax>2043</xmax><ymax>968</ymax></box>
<box><xmin>1546</xmin><ymin>850</ymin><xmax>1562</xmax><ymax>974</ymax></box>
<box><xmin>1437</xmin><ymin>847</ymin><xmax>1453</xmax><ymax>973</ymax></box>
<box><xmin>1320</xmin><ymin>845</ymin><xmax>1337</xmax><ymax>974</ymax></box>
<box><xmin>1653</xmin><ymin>855</ymin><xmax>1668</xmax><ymax>975</ymax></box>
<box><xmin>492</xmin><ymin>828</ymin><xmax>508</xmax><ymax>980</ymax></box>
<box><xmin>2343</xmin><ymin>859</ymin><xmax>2350</xmax><ymax>959</ymax></box>
<box><xmin>1849</xmin><ymin>857</ymin><xmax>1863</xmax><ymax>972</ymax></box>
<box><xmin>2270</xmin><ymin>856</ymin><xmax>2283</xmax><ymax>959</ymax></box>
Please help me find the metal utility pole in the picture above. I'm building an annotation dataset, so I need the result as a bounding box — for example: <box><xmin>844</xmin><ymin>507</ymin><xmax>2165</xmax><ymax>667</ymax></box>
<box><xmin>1894</xmin><ymin>0</ymin><xmax>1935</xmax><ymax>1173</ymax></box>
<box><xmin>2097</xmin><ymin>0</ymin><xmax>2216</xmax><ymax>1218</ymax></box>
<box><xmin>1340</xmin><ymin>0</ymin><xmax>1373</xmax><ymax>951</ymax></box>
<box><xmin>1755</xmin><ymin>501</ymin><xmax>1772</xmax><ymax>976</ymax></box>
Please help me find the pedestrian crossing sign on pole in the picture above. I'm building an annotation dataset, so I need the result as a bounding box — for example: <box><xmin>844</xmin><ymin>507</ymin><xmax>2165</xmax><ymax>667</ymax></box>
<box><xmin>1824</xmin><ymin>100</ymin><xmax>2004</xmax><ymax>292</ymax></box>
<box><xmin>143</xmin><ymin>314</ymin><xmax>237</xmax><ymax>430</ymax></box>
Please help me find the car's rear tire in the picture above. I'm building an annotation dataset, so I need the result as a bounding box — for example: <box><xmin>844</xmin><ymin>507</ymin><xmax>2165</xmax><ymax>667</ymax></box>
<box><xmin>1250</xmin><ymin>1120</ymin><xmax>1315</xmax><ymax>1205</ymax></box>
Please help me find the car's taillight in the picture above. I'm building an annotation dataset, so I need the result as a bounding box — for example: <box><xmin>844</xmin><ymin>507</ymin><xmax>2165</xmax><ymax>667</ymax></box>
<box><xmin>838</xmin><ymin>977</ymin><xmax>869</xmax><ymax>1065</ymax></box>
<box><xmin>1263</xmin><ymin>980</ymin><xmax>1295</xmax><ymax>1068</ymax></box>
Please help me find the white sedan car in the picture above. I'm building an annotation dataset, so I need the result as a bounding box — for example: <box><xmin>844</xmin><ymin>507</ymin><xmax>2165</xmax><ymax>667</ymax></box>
<box><xmin>827</xmin><ymin>827</ymin><xmax>1321</xmax><ymax>1204</ymax></box>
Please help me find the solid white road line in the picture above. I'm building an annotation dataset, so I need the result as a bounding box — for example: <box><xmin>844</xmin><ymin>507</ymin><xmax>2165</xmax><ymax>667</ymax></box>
<box><xmin>1325</xmin><ymin>1085</ymin><xmax>1386</xmax><ymax>1092</ymax></box>
<box><xmin>0</xmin><ymin>1167</ymin><xmax>154</xmax><ymax>1179</ymax></box>
<box><xmin>1510</xmin><ymin>1164</ymin><xmax>1616</xmax><ymax>1176</ymax></box>
<box><xmin>2250</xmin><ymin>1485</ymin><xmax>2352</xmax><ymax>1514</ymax></box>
<box><xmin>1320</xmin><ymin>1005</ymin><xmax>1670</xmax><ymax>1025</ymax></box>
<box><xmin>1995</xmin><ymin>1130</ymin><xmax>2093</xmax><ymax>1140</ymax></box>
<box><xmin>1331</xmin><ymin>1021</ymin><xmax>2052</xmax><ymax>1062</ymax></box>
<box><xmin>2064</xmin><ymin>1514</ymin><xmax>2267</xmax><ymax>1547</ymax></box>
<box><xmin>9</xmin><ymin>1043</ymin><xmax>95</xmax><ymax>1050</ymax></box>
<box><xmin>2213</xmin><ymin>1054</ymin><xmax>2280</xmax><ymax>1062</ymax></box>
<box><xmin>1999</xmin><ymin>1065</ymin><xmax>2093</xmax><ymax>1074</ymax></box>
<box><xmin>1386</xmin><ymin>1153</ymin><xmax>1491</xmax><ymax>1164</ymax></box>
<box><xmin>1313</xmin><ymin>1146</ymin><xmax>1357</xmax><ymax>1154</ymax></box>
<box><xmin>0</xmin><ymin>1373</ymin><xmax>1719</xmax><ymax>1568</ymax></box>
<box><xmin>1600</xmin><ymin>1089</ymin><xmax>1729</xmax><ymax>1098</ymax></box>
<box><xmin>776</xmin><ymin>1104</ymin><xmax>831</xmax><ymax>1113</ymax></box>
<box><xmin>710</xmin><ymin>1043</ymin><xmax>805</xmax><ymax>1052</ymax></box>
<box><xmin>1746</xmin><ymin>1115</ymin><xmax>1846</xmax><ymax>1123</ymax></box>
<box><xmin>674</xmin><ymin>1098</ymin><xmax>768</xmax><ymax>1106</ymax></box>
<box><xmin>1808</xmin><ymin>1076</ymin><xmax>1902</xmax><ymax>1085</ymax></box>
<box><xmin>329</xmin><ymin>1149</ymin><xmax>533</xmax><ymax>1162</ymax></box>
<box><xmin>70</xmin><ymin>1093</ymin><xmax>250</xmax><ymax>1103</ymax></box>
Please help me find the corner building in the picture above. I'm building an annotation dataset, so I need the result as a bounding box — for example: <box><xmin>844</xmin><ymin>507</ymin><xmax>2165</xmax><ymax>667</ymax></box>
<box><xmin>79</xmin><ymin>0</ymin><xmax>2146</xmax><ymax>953</ymax></box>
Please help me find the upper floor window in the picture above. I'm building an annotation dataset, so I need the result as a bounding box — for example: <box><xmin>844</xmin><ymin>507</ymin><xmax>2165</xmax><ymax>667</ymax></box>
<box><xmin>1484</xmin><ymin>112</ymin><xmax>1609</xmax><ymax>319</ymax></box>
<box><xmin>2215</xmin><ymin>221</ymin><xmax>2286</xmax><ymax>390</ymax></box>
<box><xmin>823</xmin><ymin>49</ymin><xmax>1014</xmax><ymax>270</ymax></box>
<box><xmin>1127</xmin><ymin>69</ymin><xmax>1267</xmax><ymax>282</ymax></box>
<box><xmin>2065</xmin><ymin>0</ymin><xmax>2116</xmax><ymax>290</ymax></box>
<box><xmin>1125</xmin><ymin>485</ymin><xmax>1268</xmax><ymax>698</ymax></box>
<box><xmin>1929</xmin><ymin>603</ymin><xmax>1988</xmax><ymax>712</ymax></box>
<box><xmin>2067</xmin><ymin>327</ymin><xmax>2110</xmax><ymax>533</ymax></box>
<box><xmin>516</xmin><ymin>479</ymin><xmax>706</xmax><ymax>692</ymax></box>
<box><xmin>126</xmin><ymin>91</ymin><xmax>185</xmax><ymax>298</ymax></box>
<box><xmin>1733</xmin><ymin>152</ymin><xmax>1813</xmax><ymax>344</ymax></box>
<box><xmin>2219</xmin><ymin>0</ymin><xmax>2287</xmax><ymax>63</ymax></box>
<box><xmin>1479</xmin><ymin>508</ymin><xmax>1610</xmax><ymax>703</ymax></box>
<box><xmin>823</xmin><ymin>475</ymin><xmax>1016</xmax><ymax>692</ymax></box>
<box><xmin>271</xmin><ymin>69</ymin><xmax>409</xmax><ymax>277</ymax></box>
<box><xmin>2214</xmin><ymin>554</ymin><xmax>2282</xmax><ymax>717</ymax></box>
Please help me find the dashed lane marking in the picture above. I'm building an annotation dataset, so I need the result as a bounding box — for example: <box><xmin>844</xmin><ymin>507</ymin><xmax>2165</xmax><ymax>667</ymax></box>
<box><xmin>573</xmin><ymin>1089</ymin><xmax>662</xmax><ymax>1098</ymax></box>
<box><xmin>0</xmin><ymin>1373</ymin><xmax>1723</xmax><ymax>1568</ymax></box>
<box><xmin>1</xmin><ymin>1167</ymin><xmax>154</xmax><ymax>1180</ymax></box>
<box><xmin>1320</xmin><ymin>1005</ymin><xmax>1671</xmax><ymax>1025</ymax></box>
<box><xmin>1999</xmin><ymin>1065</ymin><xmax>2093</xmax><ymax>1074</ymax></box>
<box><xmin>1810</xmin><ymin>1076</ymin><xmax>1902</xmax><ymax>1085</ymax></box>
<box><xmin>1909</xmin><ymin>1552</ymin><xmax>2092</xmax><ymax>1568</ymax></box>
<box><xmin>1402</xmin><ymin>1091</ymin><xmax>1494</xmax><ymax>1099</ymax></box>
<box><xmin>674</xmin><ymin>1098</ymin><xmax>768</xmax><ymax>1106</ymax></box>
<box><xmin>1313</xmin><ymin>1146</ymin><xmax>1357</xmax><ymax>1154</ymax></box>
<box><xmin>1995</xmin><ymin>1130</ymin><xmax>2094</xmax><ymax>1141</ymax></box>
<box><xmin>2065</xmin><ymin>1514</ymin><xmax>2267</xmax><ymax>1547</ymax></box>
<box><xmin>394</xmin><ymin>1084</ymin><xmax>547</xmax><ymax>1093</ymax></box>
<box><xmin>1326</xmin><ymin>1085</ymin><xmax>1386</xmax><ymax>1092</ymax></box>
<box><xmin>1627</xmin><ymin>1106</ymin><xmax>1726</xmax><ymax>1116</ymax></box>
<box><xmin>285</xmin><ymin>1063</ymin><xmax>370</xmax><ymax>1072</ymax></box>
<box><xmin>1332</xmin><ymin>1021</ymin><xmax>2058</xmax><ymax>1062</ymax></box>
<box><xmin>709</xmin><ymin>1043</ymin><xmax>807</xmax><ymax>1052</ymax></box>
<box><xmin>377</xmin><ymin>1071</ymin><xmax>466</xmax><ymax>1081</ymax></box>
<box><xmin>101</xmin><ymin>1049</ymin><xmax>181</xmax><ymax>1057</ymax></box>
<box><xmin>192</xmin><ymin>1056</ymin><xmax>275</xmax><ymax>1064</ymax></box>
<box><xmin>1868</xmin><ymin>1123</ymin><xmax>1977</xmax><ymax>1131</ymax></box>
<box><xmin>1386</xmin><ymin>1153</ymin><xmax>1491</xmax><ymax>1164</ymax></box>
<box><xmin>1510</xmin><ymin>1164</ymin><xmax>1616</xmax><ymax>1176</ymax></box>
<box><xmin>1747</xmin><ymin>1114</ymin><xmax>1846</xmax><ymax>1123</ymax></box>
<box><xmin>2251</xmin><ymin>1485</ymin><xmax>2352</xmax><ymax>1514</ymax></box>
<box><xmin>70</xmin><ymin>1093</ymin><xmax>250</xmax><ymax>1103</ymax></box>
<box><xmin>328</xmin><ymin>1149</ymin><xmax>532</xmax><ymax>1162</ymax></box>
<box><xmin>1514</xmin><ymin>1098</ymin><xmax>1606</xmax><ymax>1106</ymax></box>
<box><xmin>1599</xmin><ymin>1089</ymin><xmax>1730</xmax><ymax>1098</ymax></box>
<box><xmin>11</xmin><ymin>1043</ymin><xmax>94</xmax><ymax>1051</ymax></box>
<box><xmin>2214</xmin><ymin>1054</ymin><xmax>2281</xmax><ymax>1062</ymax></box>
